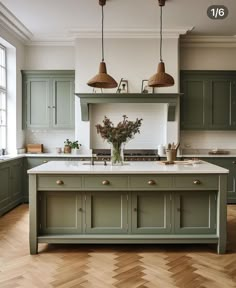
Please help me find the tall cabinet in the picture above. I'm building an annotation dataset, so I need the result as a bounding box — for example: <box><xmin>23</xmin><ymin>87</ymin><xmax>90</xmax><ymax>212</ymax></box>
<box><xmin>22</xmin><ymin>70</ymin><xmax>75</xmax><ymax>129</ymax></box>
<box><xmin>180</xmin><ymin>71</ymin><xmax>236</xmax><ymax>130</ymax></box>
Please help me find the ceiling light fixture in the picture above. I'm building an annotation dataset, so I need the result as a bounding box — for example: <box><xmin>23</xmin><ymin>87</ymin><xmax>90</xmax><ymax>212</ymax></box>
<box><xmin>148</xmin><ymin>0</ymin><xmax>174</xmax><ymax>88</ymax></box>
<box><xmin>87</xmin><ymin>0</ymin><xmax>117</xmax><ymax>89</ymax></box>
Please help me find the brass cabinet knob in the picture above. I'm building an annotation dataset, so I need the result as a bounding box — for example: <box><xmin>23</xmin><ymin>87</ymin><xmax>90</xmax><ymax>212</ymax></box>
<box><xmin>232</xmin><ymin>161</ymin><xmax>236</xmax><ymax>164</ymax></box>
<box><xmin>134</xmin><ymin>208</ymin><xmax>137</xmax><ymax>212</ymax></box>
<box><xmin>193</xmin><ymin>180</ymin><xmax>201</xmax><ymax>185</ymax></box>
<box><xmin>147</xmin><ymin>180</ymin><xmax>156</xmax><ymax>185</ymax></box>
<box><xmin>43</xmin><ymin>160</ymin><xmax>48</xmax><ymax>163</ymax></box>
<box><xmin>102</xmin><ymin>180</ymin><xmax>110</xmax><ymax>185</ymax></box>
<box><xmin>56</xmin><ymin>180</ymin><xmax>64</xmax><ymax>185</ymax></box>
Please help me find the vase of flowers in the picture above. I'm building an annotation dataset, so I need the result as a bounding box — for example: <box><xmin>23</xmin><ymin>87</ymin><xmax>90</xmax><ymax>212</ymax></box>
<box><xmin>96</xmin><ymin>115</ymin><xmax>143</xmax><ymax>165</ymax></box>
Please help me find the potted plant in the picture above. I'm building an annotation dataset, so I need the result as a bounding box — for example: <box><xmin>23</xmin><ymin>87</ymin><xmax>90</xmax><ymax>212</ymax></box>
<box><xmin>64</xmin><ymin>139</ymin><xmax>72</xmax><ymax>154</ymax></box>
<box><xmin>70</xmin><ymin>140</ymin><xmax>81</xmax><ymax>155</ymax></box>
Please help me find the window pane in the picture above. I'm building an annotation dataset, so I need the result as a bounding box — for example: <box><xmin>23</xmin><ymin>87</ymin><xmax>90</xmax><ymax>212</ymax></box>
<box><xmin>0</xmin><ymin>92</ymin><xmax>6</xmax><ymax>109</ymax></box>
<box><xmin>0</xmin><ymin>67</ymin><xmax>6</xmax><ymax>88</ymax></box>
<box><xmin>0</xmin><ymin>110</ymin><xmax>6</xmax><ymax>126</ymax></box>
<box><xmin>0</xmin><ymin>126</ymin><xmax>6</xmax><ymax>149</ymax></box>
<box><xmin>0</xmin><ymin>46</ymin><xmax>5</xmax><ymax>67</ymax></box>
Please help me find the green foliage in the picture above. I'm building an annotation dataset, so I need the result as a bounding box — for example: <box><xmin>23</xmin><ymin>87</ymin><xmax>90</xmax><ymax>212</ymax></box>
<box><xmin>64</xmin><ymin>139</ymin><xmax>81</xmax><ymax>149</ymax></box>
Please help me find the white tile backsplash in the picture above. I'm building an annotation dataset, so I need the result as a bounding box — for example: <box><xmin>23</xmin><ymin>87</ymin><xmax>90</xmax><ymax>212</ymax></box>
<box><xmin>180</xmin><ymin>131</ymin><xmax>236</xmax><ymax>150</ymax></box>
<box><xmin>25</xmin><ymin>130</ymin><xmax>75</xmax><ymax>153</ymax></box>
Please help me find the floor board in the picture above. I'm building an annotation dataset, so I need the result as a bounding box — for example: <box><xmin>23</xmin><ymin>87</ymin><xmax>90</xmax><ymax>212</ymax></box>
<box><xmin>0</xmin><ymin>204</ymin><xmax>236</xmax><ymax>288</ymax></box>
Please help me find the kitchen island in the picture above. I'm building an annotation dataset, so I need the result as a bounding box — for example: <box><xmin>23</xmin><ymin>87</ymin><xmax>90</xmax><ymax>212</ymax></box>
<box><xmin>28</xmin><ymin>160</ymin><xmax>228</xmax><ymax>254</ymax></box>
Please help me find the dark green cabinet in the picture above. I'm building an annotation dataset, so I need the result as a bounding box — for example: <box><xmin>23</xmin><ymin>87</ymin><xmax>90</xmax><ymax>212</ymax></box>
<box><xmin>0</xmin><ymin>159</ymin><xmax>23</xmax><ymax>216</ymax></box>
<box><xmin>22</xmin><ymin>70</ymin><xmax>75</xmax><ymax>129</ymax></box>
<box><xmin>180</xmin><ymin>71</ymin><xmax>236</xmax><ymax>130</ymax></box>
<box><xmin>203</xmin><ymin>157</ymin><xmax>236</xmax><ymax>203</ymax></box>
<box><xmin>174</xmin><ymin>191</ymin><xmax>216</xmax><ymax>234</ymax></box>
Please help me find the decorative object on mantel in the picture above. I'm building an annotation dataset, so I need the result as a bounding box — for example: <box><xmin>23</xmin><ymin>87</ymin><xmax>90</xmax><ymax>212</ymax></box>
<box><xmin>64</xmin><ymin>139</ymin><xmax>81</xmax><ymax>154</ymax></box>
<box><xmin>148</xmin><ymin>0</ymin><xmax>174</xmax><ymax>87</ymax></box>
<box><xmin>141</xmin><ymin>80</ymin><xmax>154</xmax><ymax>93</ymax></box>
<box><xmin>116</xmin><ymin>78</ymin><xmax>129</xmax><ymax>93</ymax></box>
<box><xmin>93</xmin><ymin>88</ymin><xmax>103</xmax><ymax>93</ymax></box>
<box><xmin>87</xmin><ymin>0</ymin><xmax>117</xmax><ymax>89</ymax></box>
<box><xmin>95</xmin><ymin>115</ymin><xmax>143</xmax><ymax>165</ymax></box>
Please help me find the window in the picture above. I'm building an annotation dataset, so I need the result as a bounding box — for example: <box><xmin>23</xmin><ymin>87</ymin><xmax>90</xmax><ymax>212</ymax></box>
<box><xmin>0</xmin><ymin>44</ymin><xmax>7</xmax><ymax>149</ymax></box>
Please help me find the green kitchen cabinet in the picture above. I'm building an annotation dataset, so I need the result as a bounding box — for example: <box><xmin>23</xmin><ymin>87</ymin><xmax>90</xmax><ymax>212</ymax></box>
<box><xmin>131</xmin><ymin>191</ymin><xmax>171</xmax><ymax>234</ymax></box>
<box><xmin>39</xmin><ymin>191</ymin><xmax>83</xmax><ymax>235</ymax></box>
<box><xmin>203</xmin><ymin>157</ymin><xmax>236</xmax><ymax>204</ymax></box>
<box><xmin>85</xmin><ymin>191</ymin><xmax>128</xmax><ymax>234</ymax></box>
<box><xmin>174</xmin><ymin>191</ymin><xmax>217</xmax><ymax>234</ymax></box>
<box><xmin>0</xmin><ymin>159</ymin><xmax>23</xmax><ymax>216</ymax></box>
<box><xmin>22</xmin><ymin>70</ymin><xmax>75</xmax><ymax>129</ymax></box>
<box><xmin>180</xmin><ymin>71</ymin><xmax>236</xmax><ymax>130</ymax></box>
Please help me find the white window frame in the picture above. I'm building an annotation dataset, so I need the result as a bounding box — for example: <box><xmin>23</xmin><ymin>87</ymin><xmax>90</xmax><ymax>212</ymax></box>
<box><xmin>0</xmin><ymin>44</ymin><xmax>7</xmax><ymax>150</ymax></box>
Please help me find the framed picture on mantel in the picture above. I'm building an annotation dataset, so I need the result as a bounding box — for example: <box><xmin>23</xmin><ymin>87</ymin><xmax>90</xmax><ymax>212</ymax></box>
<box><xmin>141</xmin><ymin>80</ymin><xmax>154</xmax><ymax>94</ymax></box>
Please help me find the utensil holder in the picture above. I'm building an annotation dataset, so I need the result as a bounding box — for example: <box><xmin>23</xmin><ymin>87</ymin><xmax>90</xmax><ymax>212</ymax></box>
<box><xmin>166</xmin><ymin>149</ymin><xmax>176</xmax><ymax>162</ymax></box>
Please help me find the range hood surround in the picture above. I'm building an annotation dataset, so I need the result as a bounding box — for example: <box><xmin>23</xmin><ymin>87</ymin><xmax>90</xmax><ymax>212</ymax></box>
<box><xmin>76</xmin><ymin>93</ymin><xmax>181</xmax><ymax>122</ymax></box>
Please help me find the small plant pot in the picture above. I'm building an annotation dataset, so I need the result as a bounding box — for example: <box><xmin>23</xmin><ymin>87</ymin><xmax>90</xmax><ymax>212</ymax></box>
<box><xmin>64</xmin><ymin>145</ymin><xmax>71</xmax><ymax>154</ymax></box>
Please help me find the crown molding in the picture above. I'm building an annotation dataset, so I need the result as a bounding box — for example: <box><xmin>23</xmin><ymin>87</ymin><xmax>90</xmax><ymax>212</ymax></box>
<box><xmin>180</xmin><ymin>36</ymin><xmax>236</xmax><ymax>48</ymax></box>
<box><xmin>0</xmin><ymin>3</ymin><xmax>33</xmax><ymax>43</ymax></box>
<box><xmin>69</xmin><ymin>27</ymin><xmax>194</xmax><ymax>39</ymax></box>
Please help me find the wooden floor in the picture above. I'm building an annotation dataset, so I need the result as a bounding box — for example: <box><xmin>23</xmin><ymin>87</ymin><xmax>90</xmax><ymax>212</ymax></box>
<box><xmin>0</xmin><ymin>205</ymin><xmax>236</xmax><ymax>288</ymax></box>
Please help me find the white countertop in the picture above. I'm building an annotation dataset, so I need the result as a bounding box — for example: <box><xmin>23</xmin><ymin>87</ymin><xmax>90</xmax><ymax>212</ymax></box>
<box><xmin>27</xmin><ymin>160</ymin><xmax>229</xmax><ymax>175</ymax></box>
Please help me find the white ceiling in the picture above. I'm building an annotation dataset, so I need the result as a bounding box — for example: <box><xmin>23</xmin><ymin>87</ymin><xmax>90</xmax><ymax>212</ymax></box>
<box><xmin>1</xmin><ymin>0</ymin><xmax>236</xmax><ymax>43</ymax></box>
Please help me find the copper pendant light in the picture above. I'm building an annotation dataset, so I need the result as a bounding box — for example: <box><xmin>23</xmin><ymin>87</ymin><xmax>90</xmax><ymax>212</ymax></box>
<box><xmin>148</xmin><ymin>0</ymin><xmax>174</xmax><ymax>88</ymax></box>
<box><xmin>87</xmin><ymin>0</ymin><xmax>117</xmax><ymax>89</ymax></box>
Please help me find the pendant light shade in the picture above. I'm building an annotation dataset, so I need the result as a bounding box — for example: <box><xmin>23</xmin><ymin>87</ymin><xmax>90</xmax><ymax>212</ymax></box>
<box><xmin>148</xmin><ymin>0</ymin><xmax>174</xmax><ymax>88</ymax></box>
<box><xmin>87</xmin><ymin>0</ymin><xmax>117</xmax><ymax>89</ymax></box>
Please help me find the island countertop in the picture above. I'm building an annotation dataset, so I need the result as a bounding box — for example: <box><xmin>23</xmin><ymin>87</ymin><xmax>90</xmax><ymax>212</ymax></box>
<box><xmin>27</xmin><ymin>160</ymin><xmax>229</xmax><ymax>175</ymax></box>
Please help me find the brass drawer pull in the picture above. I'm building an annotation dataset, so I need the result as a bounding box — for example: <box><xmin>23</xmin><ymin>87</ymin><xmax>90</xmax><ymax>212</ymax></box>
<box><xmin>56</xmin><ymin>180</ymin><xmax>64</xmax><ymax>185</ymax></box>
<box><xmin>147</xmin><ymin>180</ymin><xmax>156</xmax><ymax>185</ymax></box>
<box><xmin>102</xmin><ymin>180</ymin><xmax>110</xmax><ymax>185</ymax></box>
<box><xmin>193</xmin><ymin>180</ymin><xmax>201</xmax><ymax>185</ymax></box>
<box><xmin>43</xmin><ymin>160</ymin><xmax>48</xmax><ymax>163</ymax></box>
<box><xmin>232</xmin><ymin>161</ymin><xmax>236</xmax><ymax>164</ymax></box>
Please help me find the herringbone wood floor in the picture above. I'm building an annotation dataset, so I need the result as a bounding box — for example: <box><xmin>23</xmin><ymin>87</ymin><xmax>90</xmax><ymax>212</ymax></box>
<box><xmin>0</xmin><ymin>204</ymin><xmax>236</xmax><ymax>288</ymax></box>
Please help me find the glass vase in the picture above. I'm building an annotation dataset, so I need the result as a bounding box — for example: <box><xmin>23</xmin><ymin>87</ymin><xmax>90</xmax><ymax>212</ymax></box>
<box><xmin>111</xmin><ymin>142</ymin><xmax>124</xmax><ymax>165</ymax></box>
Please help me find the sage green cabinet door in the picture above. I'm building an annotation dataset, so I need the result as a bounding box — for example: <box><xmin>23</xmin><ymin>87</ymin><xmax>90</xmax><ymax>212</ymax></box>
<box><xmin>52</xmin><ymin>78</ymin><xmax>74</xmax><ymax>129</ymax></box>
<box><xmin>0</xmin><ymin>164</ymin><xmax>10</xmax><ymax>216</ymax></box>
<box><xmin>10</xmin><ymin>159</ymin><xmax>23</xmax><ymax>206</ymax></box>
<box><xmin>180</xmin><ymin>78</ymin><xmax>206</xmax><ymax>129</ymax></box>
<box><xmin>85</xmin><ymin>191</ymin><xmax>128</xmax><ymax>234</ymax></box>
<box><xmin>208</xmin><ymin>79</ymin><xmax>233</xmax><ymax>129</ymax></box>
<box><xmin>26</xmin><ymin>79</ymin><xmax>50</xmax><ymax>128</ymax></box>
<box><xmin>131</xmin><ymin>191</ymin><xmax>171</xmax><ymax>234</ymax></box>
<box><xmin>174</xmin><ymin>191</ymin><xmax>216</xmax><ymax>234</ymax></box>
<box><xmin>40</xmin><ymin>191</ymin><xmax>83</xmax><ymax>234</ymax></box>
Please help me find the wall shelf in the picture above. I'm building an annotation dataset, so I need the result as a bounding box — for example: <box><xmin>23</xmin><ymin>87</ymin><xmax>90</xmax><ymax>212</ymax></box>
<box><xmin>75</xmin><ymin>93</ymin><xmax>181</xmax><ymax>122</ymax></box>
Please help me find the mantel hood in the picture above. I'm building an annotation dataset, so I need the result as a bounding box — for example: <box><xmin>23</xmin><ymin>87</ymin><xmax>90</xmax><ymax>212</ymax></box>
<box><xmin>75</xmin><ymin>93</ymin><xmax>181</xmax><ymax>122</ymax></box>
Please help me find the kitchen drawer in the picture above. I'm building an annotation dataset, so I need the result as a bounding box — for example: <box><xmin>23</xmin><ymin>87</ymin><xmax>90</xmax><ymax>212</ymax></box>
<box><xmin>84</xmin><ymin>175</ymin><xmax>128</xmax><ymax>189</ymax></box>
<box><xmin>38</xmin><ymin>175</ymin><xmax>82</xmax><ymax>190</ymax></box>
<box><xmin>130</xmin><ymin>175</ymin><xmax>172</xmax><ymax>189</ymax></box>
<box><xmin>27</xmin><ymin>157</ymin><xmax>68</xmax><ymax>168</ymax></box>
<box><xmin>174</xmin><ymin>175</ymin><xmax>218</xmax><ymax>190</ymax></box>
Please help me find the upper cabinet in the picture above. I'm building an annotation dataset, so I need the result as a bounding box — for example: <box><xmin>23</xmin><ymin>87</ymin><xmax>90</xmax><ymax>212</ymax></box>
<box><xmin>180</xmin><ymin>71</ymin><xmax>236</xmax><ymax>130</ymax></box>
<box><xmin>22</xmin><ymin>70</ymin><xmax>75</xmax><ymax>129</ymax></box>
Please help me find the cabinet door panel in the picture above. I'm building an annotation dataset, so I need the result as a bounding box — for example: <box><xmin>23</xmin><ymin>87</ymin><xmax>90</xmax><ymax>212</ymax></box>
<box><xmin>131</xmin><ymin>192</ymin><xmax>171</xmax><ymax>234</ymax></box>
<box><xmin>0</xmin><ymin>165</ymin><xmax>10</xmax><ymax>215</ymax></box>
<box><xmin>27</xmin><ymin>79</ymin><xmax>50</xmax><ymax>128</ymax></box>
<box><xmin>52</xmin><ymin>79</ymin><xmax>74</xmax><ymax>128</ymax></box>
<box><xmin>40</xmin><ymin>191</ymin><xmax>83</xmax><ymax>234</ymax></box>
<box><xmin>85</xmin><ymin>191</ymin><xmax>128</xmax><ymax>234</ymax></box>
<box><xmin>10</xmin><ymin>160</ymin><xmax>23</xmax><ymax>204</ymax></box>
<box><xmin>174</xmin><ymin>191</ymin><xmax>216</xmax><ymax>234</ymax></box>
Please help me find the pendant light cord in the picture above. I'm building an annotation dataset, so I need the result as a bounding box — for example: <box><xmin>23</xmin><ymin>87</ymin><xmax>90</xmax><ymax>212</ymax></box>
<box><xmin>160</xmin><ymin>5</ymin><xmax>163</xmax><ymax>62</ymax></box>
<box><xmin>101</xmin><ymin>4</ymin><xmax>104</xmax><ymax>62</ymax></box>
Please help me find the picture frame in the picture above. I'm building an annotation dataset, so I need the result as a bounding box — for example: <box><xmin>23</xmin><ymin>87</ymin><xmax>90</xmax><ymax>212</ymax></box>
<box><xmin>141</xmin><ymin>80</ymin><xmax>154</xmax><ymax>94</ymax></box>
<box><xmin>116</xmin><ymin>78</ymin><xmax>129</xmax><ymax>93</ymax></box>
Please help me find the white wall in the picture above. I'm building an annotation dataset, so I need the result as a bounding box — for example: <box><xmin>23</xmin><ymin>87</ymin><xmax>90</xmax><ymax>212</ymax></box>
<box><xmin>24</xmin><ymin>45</ymin><xmax>76</xmax><ymax>152</ymax></box>
<box><xmin>75</xmin><ymin>38</ymin><xmax>179</xmax><ymax>152</ymax></box>
<box><xmin>180</xmin><ymin>45</ymin><xmax>236</xmax><ymax>150</ymax></box>
<box><xmin>0</xmin><ymin>25</ymin><xmax>25</xmax><ymax>153</ymax></box>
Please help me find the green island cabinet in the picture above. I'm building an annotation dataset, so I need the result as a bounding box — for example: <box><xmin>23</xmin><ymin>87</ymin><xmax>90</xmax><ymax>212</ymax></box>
<box><xmin>180</xmin><ymin>71</ymin><xmax>236</xmax><ymax>130</ymax></box>
<box><xmin>0</xmin><ymin>159</ymin><xmax>23</xmax><ymax>216</ymax></box>
<box><xmin>22</xmin><ymin>70</ymin><xmax>75</xmax><ymax>129</ymax></box>
<box><xmin>29</xmin><ymin>171</ymin><xmax>227</xmax><ymax>255</ymax></box>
